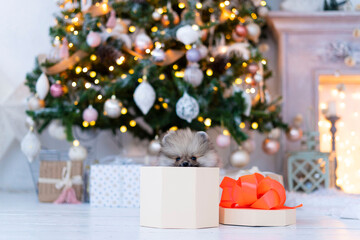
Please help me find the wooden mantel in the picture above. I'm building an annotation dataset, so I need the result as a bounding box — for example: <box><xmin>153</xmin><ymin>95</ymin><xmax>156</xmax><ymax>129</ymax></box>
<box><xmin>268</xmin><ymin>11</ymin><xmax>360</xmax><ymax>38</ymax></box>
<box><xmin>266</xmin><ymin>11</ymin><xmax>360</xmax><ymax>154</ymax></box>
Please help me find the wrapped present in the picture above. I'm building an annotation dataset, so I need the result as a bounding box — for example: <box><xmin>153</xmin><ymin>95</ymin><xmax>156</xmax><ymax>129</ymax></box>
<box><xmin>90</xmin><ymin>163</ymin><xmax>141</xmax><ymax>208</ymax></box>
<box><xmin>38</xmin><ymin>160</ymin><xmax>83</xmax><ymax>203</ymax></box>
<box><xmin>219</xmin><ymin>173</ymin><xmax>302</xmax><ymax>227</ymax></box>
<box><xmin>140</xmin><ymin>167</ymin><xmax>219</xmax><ymax>229</ymax></box>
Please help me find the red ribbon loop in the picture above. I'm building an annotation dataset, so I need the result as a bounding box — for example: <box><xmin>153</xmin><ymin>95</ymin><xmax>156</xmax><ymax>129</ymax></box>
<box><xmin>220</xmin><ymin>173</ymin><xmax>302</xmax><ymax>210</ymax></box>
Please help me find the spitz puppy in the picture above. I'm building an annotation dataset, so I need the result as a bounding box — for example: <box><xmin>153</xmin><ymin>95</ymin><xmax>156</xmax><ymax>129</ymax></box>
<box><xmin>161</xmin><ymin>128</ymin><xmax>219</xmax><ymax>167</ymax></box>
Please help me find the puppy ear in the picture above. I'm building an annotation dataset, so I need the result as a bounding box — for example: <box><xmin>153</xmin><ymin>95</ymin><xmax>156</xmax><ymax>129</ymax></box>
<box><xmin>196</xmin><ymin>131</ymin><xmax>209</xmax><ymax>141</ymax></box>
<box><xmin>161</xmin><ymin>130</ymin><xmax>175</xmax><ymax>145</ymax></box>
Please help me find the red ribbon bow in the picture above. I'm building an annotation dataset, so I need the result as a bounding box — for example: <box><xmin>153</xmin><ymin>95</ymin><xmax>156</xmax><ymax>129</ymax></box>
<box><xmin>220</xmin><ymin>173</ymin><xmax>302</xmax><ymax>210</ymax></box>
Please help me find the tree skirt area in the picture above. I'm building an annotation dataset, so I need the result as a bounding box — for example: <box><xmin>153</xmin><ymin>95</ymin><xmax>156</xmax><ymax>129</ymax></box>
<box><xmin>286</xmin><ymin>189</ymin><xmax>360</xmax><ymax>220</ymax></box>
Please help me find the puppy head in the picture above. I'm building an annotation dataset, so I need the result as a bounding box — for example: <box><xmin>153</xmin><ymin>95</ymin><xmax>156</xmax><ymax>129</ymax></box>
<box><xmin>161</xmin><ymin>129</ymin><xmax>210</xmax><ymax>167</ymax></box>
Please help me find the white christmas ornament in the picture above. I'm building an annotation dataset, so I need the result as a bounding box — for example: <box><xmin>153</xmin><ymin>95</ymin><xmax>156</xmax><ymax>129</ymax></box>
<box><xmin>230</xmin><ymin>148</ymin><xmax>250</xmax><ymax>168</ymax></box>
<box><xmin>27</xmin><ymin>95</ymin><xmax>44</xmax><ymax>110</ymax></box>
<box><xmin>104</xmin><ymin>95</ymin><xmax>122</xmax><ymax>118</ymax></box>
<box><xmin>21</xmin><ymin>129</ymin><xmax>41</xmax><ymax>162</ymax></box>
<box><xmin>184</xmin><ymin>63</ymin><xmax>204</xmax><ymax>87</ymax></box>
<box><xmin>254</xmin><ymin>72</ymin><xmax>263</xmax><ymax>82</ymax></box>
<box><xmin>36</xmin><ymin>73</ymin><xmax>49</xmax><ymax>100</ymax></box>
<box><xmin>246</xmin><ymin>23</ymin><xmax>261</xmax><ymax>43</ymax></box>
<box><xmin>133</xmin><ymin>80</ymin><xmax>156</xmax><ymax>115</ymax></box>
<box><xmin>81</xmin><ymin>0</ymin><xmax>92</xmax><ymax>11</ymax></box>
<box><xmin>176</xmin><ymin>92</ymin><xmax>199</xmax><ymax>123</ymax></box>
<box><xmin>86</xmin><ymin>31</ymin><xmax>102</xmax><ymax>48</ymax></box>
<box><xmin>69</xmin><ymin>141</ymin><xmax>88</xmax><ymax>161</ymax></box>
<box><xmin>48</xmin><ymin>120</ymin><xmax>66</xmax><ymax>140</ymax></box>
<box><xmin>25</xmin><ymin>116</ymin><xmax>35</xmax><ymax>128</ymax></box>
<box><xmin>176</xmin><ymin>25</ymin><xmax>200</xmax><ymax>45</ymax></box>
<box><xmin>198</xmin><ymin>44</ymin><xmax>208</xmax><ymax>59</ymax></box>
<box><xmin>226</xmin><ymin>43</ymin><xmax>250</xmax><ymax>60</ymax></box>
<box><xmin>216</xmin><ymin>134</ymin><xmax>231</xmax><ymax>148</ymax></box>
<box><xmin>135</xmin><ymin>32</ymin><xmax>153</xmax><ymax>52</ymax></box>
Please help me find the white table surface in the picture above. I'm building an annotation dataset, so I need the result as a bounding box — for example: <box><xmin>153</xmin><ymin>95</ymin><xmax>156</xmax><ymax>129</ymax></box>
<box><xmin>0</xmin><ymin>192</ymin><xmax>359</xmax><ymax>240</ymax></box>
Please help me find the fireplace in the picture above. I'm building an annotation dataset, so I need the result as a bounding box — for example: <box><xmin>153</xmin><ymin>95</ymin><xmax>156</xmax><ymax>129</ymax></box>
<box><xmin>268</xmin><ymin>11</ymin><xmax>360</xmax><ymax>193</ymax></box>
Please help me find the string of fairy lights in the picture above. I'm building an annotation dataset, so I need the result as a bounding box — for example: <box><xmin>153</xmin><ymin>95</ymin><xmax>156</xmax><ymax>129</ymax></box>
<box><xmin>52</xmin><ymin>0</ymin><xmax>268</xmax><ymax>135</ymax></box>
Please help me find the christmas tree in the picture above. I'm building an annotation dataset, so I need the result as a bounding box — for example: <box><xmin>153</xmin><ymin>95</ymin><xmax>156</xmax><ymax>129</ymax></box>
<box><xmin>25</xmin><ymin>0</ymin><xmax>287</xmax><ymax>150</ymax></box>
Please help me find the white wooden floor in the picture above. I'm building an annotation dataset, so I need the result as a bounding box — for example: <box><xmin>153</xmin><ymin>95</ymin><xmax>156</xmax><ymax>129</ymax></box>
<box><xmin>0</xmin><ymin>192</ymin><xmax>360</xmax><ymax>240</ymax></box>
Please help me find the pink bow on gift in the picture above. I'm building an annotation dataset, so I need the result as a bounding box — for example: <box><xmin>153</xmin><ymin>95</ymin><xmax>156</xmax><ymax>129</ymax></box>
<box><xmin>52</xmin><ymin>161</ymin><xmax>82</xmax><ymax>204</ymax></box>
<box><xmin>54</xmin><ymin>187</ymin><xmax>81</xmax><ymax>204</ymax></box>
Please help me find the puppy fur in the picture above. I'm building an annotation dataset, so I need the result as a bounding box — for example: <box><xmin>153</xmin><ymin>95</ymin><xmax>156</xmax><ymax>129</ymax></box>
<box><xmin>160</xmin><ymin>128</ymin><xmax>219</xmax><ymax>167</ymax></box>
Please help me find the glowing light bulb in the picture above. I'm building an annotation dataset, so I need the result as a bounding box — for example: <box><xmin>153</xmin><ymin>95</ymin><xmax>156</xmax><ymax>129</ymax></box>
<box><xmin>120</xmin><ymin>126</ymin><xmax>127</xmax><ymax>133</ymax></box>
<box><xmin>129</xmin><ymin>26</ymin><xmax>136</xmax><ymax>32</ymax></box>
<box><xmin>206</xmin><ymin>69</ymin><xmax>213</xmax><ymax>76</ymax></box>
<box><xmin>73</xmin><ymin>140</ymin><xmax>80</xmax><ymax>146</ymax></box>
<box><xmin>109</xmin><ymin>66</ymin><xmax>114</xmax><ymax>71</ymax></box>
<box><xmin>204</xmin><ymin>118</ymin><xmax>212</xmax><ymax>127</ymax></box>
<box><xmin>251</xmin><ymin>122</ymin><xmax>258</xmax><ymax>129</ymax></box>
<box><xmin>129</xmin><ymin>120</ymin><xmax>136</xmax><ymax>127</ymax></box>
<box><xmin>178</xmin><ymin>3</ymin><xmax>185</xmax><ymax>9</ymax></box>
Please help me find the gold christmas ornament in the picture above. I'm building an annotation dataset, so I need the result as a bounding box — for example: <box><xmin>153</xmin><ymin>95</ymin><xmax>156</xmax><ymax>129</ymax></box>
<box><xmin>262</xmin><ymin>138</ymin><xmax>280</xmax><ymax>155</ymax></box>
<box><xmin>230</xmin><ymin>148</ymin><xmax>250</xmax><ymax>168</ymax></box>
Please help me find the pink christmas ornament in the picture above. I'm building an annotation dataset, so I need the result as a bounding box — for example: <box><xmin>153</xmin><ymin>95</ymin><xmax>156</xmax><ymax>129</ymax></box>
<box><xmin>235</xmin><ymin>24</ymin><xmax>247</xmax><ymax>37</ymax></box>
<box><xmin>106</xmin><ymin>10</ymin><xmax>116</xmax><ymax>29</ymax></box>
<box><xmin>248</xmin><ymin>63</ymin><xmax>259</xmax><ymax>74</ymax></box>
<box><xmin>216</xmin><ymin>134</ymin><xmax>231</xmax><ymax>148</ymax></box>
<box><xmin>59</xmin><ymin>38</ymin><xmax>69</xmax><ymax>59</ymax></box>
<box><xmin>82</xmin><ymin>105</ymin><xmax>98</xmax><ymax>122</ymax></box>
<box><xmin>86</xmin><ymin>31</ymin><xmax>102</xmax><ymax>48</ymax></box>
<box><xmin>50</xmin><ymin>82</ymin><xmax>63</xmax><ymax>98</ymax></box>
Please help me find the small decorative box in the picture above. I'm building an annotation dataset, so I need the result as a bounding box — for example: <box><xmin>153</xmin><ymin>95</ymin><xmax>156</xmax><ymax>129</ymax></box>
<box><xmin>90</xmin><ymin>164</ymin><xmax>141</xmax><ymax>208</ymax></box>
<box><xmin>140</xmin><ymin>167</ymin><xmax>219</xmax><ymax>229</ymax></box>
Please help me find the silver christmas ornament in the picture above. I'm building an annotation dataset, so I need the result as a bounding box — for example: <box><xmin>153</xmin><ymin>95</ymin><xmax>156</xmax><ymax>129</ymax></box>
<box><xmin>36</xmin><ymin>73</ymin><xmax>49</xmax><ymax>100</ymax></box>
<box><xmin>48</xmin><ymin>120</ymin><xmax>66</xmax><ymax>140</ymax></box>
<box><xmin>104</xmin><ymin>95</ymin><xmax>122</xmax><ymax>118</ymax></box>
<box><xmin>148</xmin><ymin>136</ymin><xmax>161</xmax><ymax>155</ymax></box>
<box><xmin>230</xmin><ymin>148</ymin><xmax>250</xmax><ymax>168</ymax></box>
<box><xmin>134</xmin><ymin>80</ymin><xmax>156</xmax><ymax>115</ymax></box>
<box><xmin>69</xmin><ymin>142</ymin><xmax>88</xmax><ymax>161</ymax></box>
<box><xmin>176</xmin><ymin>92</ymin><xmax>199</xmax><ymax>123</ymax></box>
<box><xmin>176</xmin><ymin>25</ymin><xmax>200</xmax><ymax>45</ymax></box>
<box><xmin>152</xmin><ymin>10</ymin><xmax>162</xmax><ymax>21</ymax></box>
<box><xmin>21</xmin><ymin>128</ymin><xmax>41</xmax><ymax>162</ymax></box>
<box><xmin>152</xmin><ymin>48</ymin><xmax>166</xmax><ymax>62</ymax></box>
<box><xmin>184</xmin><ymin>63</ymin><xmax>203</xmax><ymax>87</ymax></box>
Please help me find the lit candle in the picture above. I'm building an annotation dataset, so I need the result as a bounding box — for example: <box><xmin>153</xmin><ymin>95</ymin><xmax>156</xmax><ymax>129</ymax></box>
<box><xmin>327</xmin><ymin>101</ymin><xmax>337</xmax><ymax>117</ymax></box>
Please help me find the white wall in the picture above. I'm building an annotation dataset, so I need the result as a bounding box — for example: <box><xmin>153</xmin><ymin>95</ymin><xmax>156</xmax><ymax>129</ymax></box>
<box><xmin>0</xmin><ymin>0</ymin><xmax>283</xmax><ymax>191</ymax></box>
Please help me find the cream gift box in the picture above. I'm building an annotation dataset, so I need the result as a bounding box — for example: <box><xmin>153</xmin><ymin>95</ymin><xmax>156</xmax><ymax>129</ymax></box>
<box><xmin>140</xmin><ymin>167</ymin><xmax>219</xmax><ymax>229</ymax></box>
<box><xmin>90</xmin><ymin>164</ymin><xmax>140</xmax><ymax>208</ymax></box>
